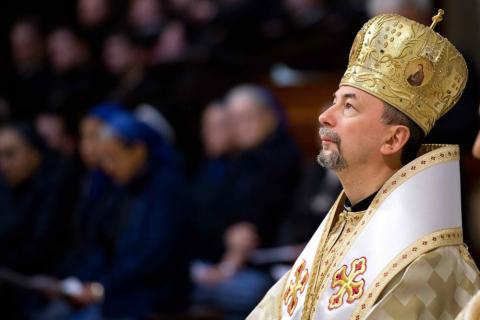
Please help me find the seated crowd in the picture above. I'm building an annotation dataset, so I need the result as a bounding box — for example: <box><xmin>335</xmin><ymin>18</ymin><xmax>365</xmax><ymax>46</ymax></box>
<box><xmin>0</xmin><ymin>85</ymin><xmax>341</xmax><ymax>319</ymax></box>
<box><xmin>0</xmin><ymin>0</ymin><xmax>478</xmax><ymax>319</ymax></box>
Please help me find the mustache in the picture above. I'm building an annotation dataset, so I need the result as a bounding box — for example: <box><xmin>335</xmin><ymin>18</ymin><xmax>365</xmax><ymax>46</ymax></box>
<box><xmin>319</xmin><ymin>127</ymin><xmax>341</xmax><ymax>145</ymax></box>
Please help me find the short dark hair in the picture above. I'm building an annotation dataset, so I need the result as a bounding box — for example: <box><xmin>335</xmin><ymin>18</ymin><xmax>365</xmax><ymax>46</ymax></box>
<box><xmin>381</xmin><ymin>103</ymin><xmax>424</xmax><ymax>165</ymax></box>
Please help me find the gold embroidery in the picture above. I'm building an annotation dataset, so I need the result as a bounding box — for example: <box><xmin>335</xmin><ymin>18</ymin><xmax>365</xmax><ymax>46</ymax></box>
<box><xmin>329</xmin><ymin>257</ymin><xmax>367</xmax><ymax>310</ymax></box>
<box><xmin>302</xmin><ymin>144</ymin><xmax>459</xmax><ymax>319</ymax></box>
<box><xmin>282</xmin><ymin>259</ymin><xmax>310</xmax><ymax>316</ymax></box>
<box><xmin>340</xmin><ymin>12</ymin><xmax>467</xmax><ymax>134</ymax></box>
<box><xmin>299</xmin><ymin>195</ymin><xmax>346</xmax><ymax>320</ymax></box>
<box><xmin>351</xmin><ymin>228</ymin><xmax>463</xmax><ymax>319</ymax></box>
<box><xmin>302</xmin><ymin>208</ymin><xmax>366</xmax><ymax>318</ymax></box>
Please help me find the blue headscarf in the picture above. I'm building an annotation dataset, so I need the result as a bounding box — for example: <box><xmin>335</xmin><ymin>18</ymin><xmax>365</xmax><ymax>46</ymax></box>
<box><xmin>82</xmin><ymin>102</ymin><xmax>127</xmax><ymax>207</ymax></box>
<box><xmin>102</xmin><ymin>110</ymin><xmax>174</xmax><ymax>163</ymax></box>
<box><xmin>88</xmin><ymin>102</ymin><xmax>125</xmax><ymax>122</ymax></box>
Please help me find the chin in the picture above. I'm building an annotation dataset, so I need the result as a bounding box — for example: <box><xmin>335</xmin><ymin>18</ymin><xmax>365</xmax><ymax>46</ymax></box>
<box><xmin>320</xmin><ymin>148</ymin><xmax>335</xmax><ymax>156</ymax></box>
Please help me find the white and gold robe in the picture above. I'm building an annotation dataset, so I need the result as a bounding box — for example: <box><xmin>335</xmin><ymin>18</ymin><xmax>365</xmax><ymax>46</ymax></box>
<box><xmin>248</xmin><ymin>145</ymin><xmax>480</xmax><ymax>320</ymax></box>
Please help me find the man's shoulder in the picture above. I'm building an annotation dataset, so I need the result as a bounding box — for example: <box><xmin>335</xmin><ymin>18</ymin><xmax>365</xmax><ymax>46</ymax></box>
<box><xmin>367</xmin><ymin>245</ymin><xmax>480</xmax><ymax>320</ymax></box>
<box><xmin>411</xmin><ymin>245</ymin><xmax>479</xmax><ymax>279</ymax></box>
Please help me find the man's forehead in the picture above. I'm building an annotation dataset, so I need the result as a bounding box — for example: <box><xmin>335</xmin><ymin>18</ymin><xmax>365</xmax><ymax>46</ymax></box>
<box><xmin>334</xmin><ymin>85</ymin><xmax>384</xmax><ymax>103</ymax></box>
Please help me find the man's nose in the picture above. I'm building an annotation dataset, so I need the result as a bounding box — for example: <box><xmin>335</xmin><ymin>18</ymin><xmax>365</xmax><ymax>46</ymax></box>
<box><xmin>318</xmin><ymin>106</ymin><xmax>336</xmax><ymax>128</ymax></box>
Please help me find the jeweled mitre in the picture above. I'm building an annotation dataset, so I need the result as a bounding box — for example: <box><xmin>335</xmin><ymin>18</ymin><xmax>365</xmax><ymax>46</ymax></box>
<box><xmin>340</xmin><ymin>10</ymin><xmax>467</xmax><ymax>134</ymax></box>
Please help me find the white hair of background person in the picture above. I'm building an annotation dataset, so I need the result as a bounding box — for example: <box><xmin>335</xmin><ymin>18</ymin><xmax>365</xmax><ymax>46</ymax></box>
<box><xmin>366</xmin><ymin>0</ymin><xmax>432</xmax><ymax>18</ymax></box>
<box><xmin>134</xmin><ymin>104</ymin><xmax>176</xmax><ymax>144</ymax></box>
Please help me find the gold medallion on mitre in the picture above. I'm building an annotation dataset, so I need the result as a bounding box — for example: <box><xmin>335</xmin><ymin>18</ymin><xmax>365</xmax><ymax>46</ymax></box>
<box><xmin>340</xmin><ymin>9</ymin><xmax>467</xmax><ymax>134</ymax></box>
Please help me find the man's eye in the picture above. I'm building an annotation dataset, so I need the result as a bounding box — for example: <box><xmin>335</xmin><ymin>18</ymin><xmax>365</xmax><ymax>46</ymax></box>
<box><xmin>345</xmin><ymin>103</ymin><xmax>354</xmax><ymax>109</ymax></box>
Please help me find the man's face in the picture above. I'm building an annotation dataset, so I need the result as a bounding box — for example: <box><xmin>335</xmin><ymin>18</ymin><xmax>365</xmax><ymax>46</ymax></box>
<box><xmin>473</xmin><ymin>130</ymin><xmax>480</xmax><ymax>159</ymax></box>
<box><xmin>103</xmin><ymin>34</ymin><xmax>137</xmax><ymax>76</ymax></box>
<box><xmin>47</xmin><ymin>29</ymin><xmax>84</xmax><ymax>72</ymax></box>
<box><xmin>10</xmin><ymin>21</ymin><xmax>44</xmax><ymax>69</ymax></box>
<box><xmin>0</xmin><ymin>130</ymin><xmax>40</xmax><ymax>186</ymax></box>
<box><xmin>77</xmin><ymin>0</ymin><xmax>109</xmax><ymax>27</ymax></box>
<box><xmin>317</xmin><ymin>86</ymin><xmax>388</xmax><ymax>171</ymax></box>
<box><xmin>227</xmin><ymin>93</ymin><xmax>276</xmax><ymax>151</ymax></box>
<box><xmin>201</xmin><ymin>104</ymin><xmax>232</xmax><ymax>158</ymax></box>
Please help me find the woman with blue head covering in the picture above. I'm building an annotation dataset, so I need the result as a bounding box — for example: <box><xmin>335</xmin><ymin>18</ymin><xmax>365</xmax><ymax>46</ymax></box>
<box><xmin>98</xmin><ymin>110</ymin><xmax>174</xmax><ymax>184</ymax></box>
<box><xmin>52</xmin><ymin>103</ymin><xmax>124</xmax><ymax>278</ymax></box>
<box><xmin>79</xmin><ymin>102</ymin><xmax>124</xmax><ymax>170</ymax></box>
<box><xmin>35</xmin><ymin>105</ymin><xmax>190</xmax><ymax>320</ymax></box>
<box><xmin>58</xmin><ymin>109</ymin><xmax>192</xmax><ymax>318</ymax></box>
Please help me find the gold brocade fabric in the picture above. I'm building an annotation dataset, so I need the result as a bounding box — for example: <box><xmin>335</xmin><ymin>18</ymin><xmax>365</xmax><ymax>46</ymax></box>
<box><xmin>302</xmin><ymin>208</ymin><xmax>366</xmax><ymax>319</ymax></box>
<box><xmin>247</xmin><ymin>145</ymin><xmax>479</xmax><ymax>320</ymax></box>
<box><xmin>324</xmin><ymin>210</ymin><xmax>365</xmax><ymax>255</ymax></box>
<box><xmin>455</xmin><ymin>290</ymin><xmax>480</xmax><ymax>320</ymax></box>
<box><xmin>366</xmin><ymin>246</ymin><xmax>480</xmax><ymax>320</ymax></box>
<box><xmin>246</xmin><ymin>209</ymin><xmax>365</xmax><ymax>320</ymax></box>
<box><xmin>247</xmin><ymin>245</ymin><xmax>480</xmax><ymax>320</ymax></box>
<box><xmin>247</xmin><ymin>271</ymin><xmax>290</xmax><ymax>320</ymax></box>
<box><xmin>315</xmin><ymin>210</ymin><xmax>365</xmax><ymax>289</ymax></box>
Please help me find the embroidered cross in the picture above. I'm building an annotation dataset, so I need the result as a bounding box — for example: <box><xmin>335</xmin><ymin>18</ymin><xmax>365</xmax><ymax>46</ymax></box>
<box><xmin>328</xmin><ymin>257</ymin><xmax>367</xmax><ymax>310</ymax></box>
<box><xmin>283</xmin><ymin>259</ymin><xmax>309</xmax><ymax>316</ymax></box>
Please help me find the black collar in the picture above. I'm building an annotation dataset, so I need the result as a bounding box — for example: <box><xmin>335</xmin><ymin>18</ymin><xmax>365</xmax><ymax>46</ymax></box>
<box><xmin>343</xmin><ymin>191</ymin><xmax>378</xmax><ymax>212</ymax></box>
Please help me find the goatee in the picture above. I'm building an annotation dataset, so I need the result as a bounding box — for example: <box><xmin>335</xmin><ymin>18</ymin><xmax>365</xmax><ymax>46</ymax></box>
<box><xmin>317</xmin><ymin>127</ymin><xmax>348</xmax><ymax>171</ymax></box>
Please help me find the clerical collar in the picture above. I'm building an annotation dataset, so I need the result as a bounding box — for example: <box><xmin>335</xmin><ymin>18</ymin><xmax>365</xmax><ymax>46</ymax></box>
<box><xmin>343</xmin><ymin>191</ymin><xmax>378</xmax><ymax>212</ymax></box>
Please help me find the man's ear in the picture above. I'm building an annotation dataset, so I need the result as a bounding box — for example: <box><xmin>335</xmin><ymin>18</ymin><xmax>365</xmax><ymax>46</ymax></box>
<box><xmin>380</xmin><ymin>125</ymin><xmax>410</xmax><ymax>156</ymax></box>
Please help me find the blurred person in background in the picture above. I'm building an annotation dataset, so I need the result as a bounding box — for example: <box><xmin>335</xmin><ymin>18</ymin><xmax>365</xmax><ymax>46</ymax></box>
<box><xmin>47</xmin><ymin>26</ymin><xmax>90</xmax><ymax>75</ymax></box>
<box><xmin>259</xmin><ymin>0</ymin><xmax>365</xmax><ymax>71</ymax></box>
<box><xmin>40</xmin><ymin>25</ymin><xmax>108</xmax><ymax>153</ymax></box>
<box><xmin>283</xmin><ymin>0</ymin><xmax>330</xmax><ymax>28</ymax></box>
<box><xmin>366</xmin><ymin>0</ymin><xmax>432</xmax><ymax>24</ymax></box>
<box><xmin>200</xmin><ymin>100</ymin><xmax>232</xmax><ymax>159</ymax></box>
<box><xmin>34</xmin><ymin>111</ymin><xmax>85</xmax><ymax>235</ymax></box>
<box><xmin>103</xmin><ymin>29</ymin><xmax>193</xmax><ymax>166</ymax></box>
<box><xmin>52</xmin><ymin>103</ymin><xmax>120</xmax><ymax>280</ymax></box>
<box><xmin>35</xmin><ymin>112</ymin><xmax>77</xmax><ymax>159</ymax></box>
<box><xmin>277</xmin><ymin>131</ymin><xmax>342</xmax><ymax>245</ymax></box>
<box><xmin>192</xmin><ymin>100</ymin><xmax>234</xmax><ymax>275</ymax></box>
<box><xmin>36</xmin><ymin>22</ymin><xmax>97</xmax><ymax>233</ymax></box>
<box><xmin>0</xmin><ymin>123</ymin><xmax>74</xmax><ymax>319</ymax></box>
<box><xmin>468</xmin><ymin>107</ymin><xmax>480</xmax><ymax>263</ymax></box>
<box><xmin>0</xmin><ymin>123</ymin><xmax>68</xmax><ymax>275</ymax></box>
<box><xmin>0</xmin><ymin>123</ymin><xmax>67</xmax><ymax>319</ymax></box>
<box><xmin>3</xmin><ymin>18</ymin><xmax>52</xmax><ymax>121</ymax></box>
<box><xmin>191</xmin><ymin>85</ymin><xmax>301</xmax><ymax>319</ymax></box>
<box><xmin>103</xmin><ymin>30</ymin><xmax>161</xmax><ymax>109</ymax></box>
<box><xmin>35</xmin><ymin>110</ymin><xmax>192</xmax><ymax>319</ymax></box>
<box><xmin>474</xmin><ymin>117</ymin><xmax>480</xmax><ymax>159</ymax></box>
<box><xmin>76</xmin><ymin>0</ymin><xmax>117</xmax><ymax>62</ymax></box>
<box><xmin>46</xmin><ymin>24</ymin><xmax>109</xmax><ymax>109</ymax></box>
<box><xmin>77</xmin><ymin>0</ymin><xmax>112</xmax><ymax>31</ymax></box>
<box><xmin>127</xmin><ymin>0</ymin><xmax>165</xmax><ymax>42</ymax></box>
<box><xmin>151</xmin><ymin>21</ymin><xmax>188</xmax><ymax>64</ymax></box>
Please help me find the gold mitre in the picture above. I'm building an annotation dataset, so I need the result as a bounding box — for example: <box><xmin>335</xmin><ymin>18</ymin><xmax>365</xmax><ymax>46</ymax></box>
<box><xmin>340</xmin><ymin>9</ymin><xmax>467</xmax><ymax>134</ymax></box>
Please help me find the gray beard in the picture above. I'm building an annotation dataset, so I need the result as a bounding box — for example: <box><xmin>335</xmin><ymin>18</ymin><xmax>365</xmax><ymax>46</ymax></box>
<box><xmin>316</xmin><ymin>149</ymin><xmax>348</xmax><ymax>171</ymax></box>
<box><xmin>317</xmin><ymin>127</ymin><xmax>348</xmax><ymax>170</ymax></box>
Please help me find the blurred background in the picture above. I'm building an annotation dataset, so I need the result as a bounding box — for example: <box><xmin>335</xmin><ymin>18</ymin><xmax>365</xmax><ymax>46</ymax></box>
<box><xmin>0</xmin><ymin>0</ymin><xmax>479</xmax><ymax>319</ymax></box>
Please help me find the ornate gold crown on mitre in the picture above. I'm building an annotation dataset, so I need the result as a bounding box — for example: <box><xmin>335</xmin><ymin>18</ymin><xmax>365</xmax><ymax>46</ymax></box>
<box><xmin>340</xmin><ymin>9</ymin><xmax>467</xmax><ymax>134</ymax></box>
